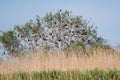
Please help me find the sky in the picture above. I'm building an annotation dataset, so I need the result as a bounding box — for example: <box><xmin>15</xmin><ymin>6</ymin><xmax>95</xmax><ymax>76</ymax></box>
<box><xmin>0</xmin><ymin>0</ymin><xmax>120</xmax><ymax>46</ymax></box>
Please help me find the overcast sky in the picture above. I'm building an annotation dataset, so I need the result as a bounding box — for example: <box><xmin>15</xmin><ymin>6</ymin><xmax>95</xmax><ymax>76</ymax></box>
<box><xmin>0</xmin><ymin>0</ymin><xmax>120</xmax><ymax>46</ymax></box>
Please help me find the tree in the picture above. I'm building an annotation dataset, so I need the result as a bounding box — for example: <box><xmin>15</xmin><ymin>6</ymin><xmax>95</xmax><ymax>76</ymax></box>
<box><xmin>0</xmin><ymin>30</ymin><xmax>20</xmax><ymax>54</ymax></box>
<box><xmin>0</xmin><ymin>10</ymin><xmax>109</xmax><ymax>55</ymax></box>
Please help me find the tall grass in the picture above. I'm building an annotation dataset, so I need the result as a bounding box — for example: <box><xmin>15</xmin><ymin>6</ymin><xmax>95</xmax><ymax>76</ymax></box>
<box><xmin>0</xmin><ymin>48</ymin><xmax>120</xmax><ymax>80</ymax></box>
<box><xmin>0</xmin><ymin>70</ymin><xmax>120</xmax><ymax>80</ymax></box>
<box><xmin>0</xmin><ymin>48</ymin><xmax>120</xmax><ymax>74</ymax></box>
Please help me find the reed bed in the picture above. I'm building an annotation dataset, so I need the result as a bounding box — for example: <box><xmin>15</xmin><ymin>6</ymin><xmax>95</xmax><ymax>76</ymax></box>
<box><xmin>0</xmin><ymin>48</ymin><xmax>120</xmax><ymax>74</ymax></box>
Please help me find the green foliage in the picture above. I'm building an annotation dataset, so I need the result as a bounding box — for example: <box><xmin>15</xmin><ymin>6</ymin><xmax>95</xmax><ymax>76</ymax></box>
<box><xmin>9</xmin><ymin>72</ymin><xmax>30</xmax><ymax>80</ymax></box>
<box><xmin>0</xmin><ymin>30</ymin><xmax>20</xmax><ymax>53</ymax></box>
<box><xmin>0</xmin><ymin>70</ymin><xmax>120</xmax><ymax>80</ymax></box>
<box><xmin>0</xmin><ymin>10</ymin><xmax>110</xmax><ymax>55</ymax></box>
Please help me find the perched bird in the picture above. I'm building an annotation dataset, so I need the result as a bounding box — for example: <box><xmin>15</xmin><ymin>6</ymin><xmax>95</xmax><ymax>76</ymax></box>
<box><xmin>49</xmin><ymin>33</ymin><xmax>52</xmax><ymax>35</ymax></box>
<box><xmin>82</xmin><ymin>38</ymin><xmax>85</xmax><ymax>42</ymax></box>
<box><xmin>82</xmin><ymin>29</ymin><xmax>87</xmax><ymax>35</ymax></box>
<box><xmin>18</xmin><ymin>34</ymin><xmax>20</xmax><ymax>37</ymax></box>
<box><xmin>54</xmin><ymin>21</ymin><xmax>57</xmax><ymax>24</ymax></box>
<box><xmin>88</xmin><ymin>40</ymin><xmax>91</xmax><ymax>44</ymax></box>
<box><xmin>63</xmin><ymin>24</ymin><xmax>67</xmax><ymax>27</ymax></box>
<box><xmin>58</xmin><ymin>38</ymin><xmax>62</xmax><ymax>42</ymax></box>
<box><xmin>60</xmin><ymin>9</ymin><xmax>62</xmax><ymax>12</ymax></box>
<box><xmin>2</xmin><ymin>51</ymin><xmax>5</xmax><ymax>56</ymax></box>
<box><xmin>43</xmin><ymin>38</ymin><xmax>47</xmax><ymax>41</ymax></box>
<box><xmin>75</xmin><ymin>25</ymin><xmax>79</xmax><ymax>28</ymax></box>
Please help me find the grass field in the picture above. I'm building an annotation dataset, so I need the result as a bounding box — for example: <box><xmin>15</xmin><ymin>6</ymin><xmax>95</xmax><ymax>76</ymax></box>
<box><xmin>0</xmin><ymin>48</ymin><xmax>120</xmax><ymax>80</ymax></box>
<box><xmin>0</xmin><ymin>70</ymin><xmax>120</xmax><ymax>80</ymax></box>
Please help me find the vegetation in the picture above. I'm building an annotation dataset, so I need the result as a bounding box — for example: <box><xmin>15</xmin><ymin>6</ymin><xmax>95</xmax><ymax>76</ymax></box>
<box><xmin>0</xmin><ymin>10</ymin><xmax>110</xmax><ymax>55</ymax></box>
<box><xmin>0</xmin><ymin>10</ymin><xmax>118</xmax><ymax>80</ymax></box>
<box><xmin>0</xmin><ymin>31</ymin><xmax>20</xmax><ymax>54</ymax></box>
<box><xmin>0</xmin><ymin>48</ymin><xmax>120</xmax><ymax>73</ymax></box>
<box><xmin>0</xmin><ymin>47</ymin><xmax>119</xmax><ymax>80</ymax></box>
<box><xmin>0</xmin><ymin>70</ymin><xmax>120</xmax><ymax>80</ymax></box>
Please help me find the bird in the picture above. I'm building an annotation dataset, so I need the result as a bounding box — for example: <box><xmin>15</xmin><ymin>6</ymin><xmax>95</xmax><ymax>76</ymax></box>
<box><xmin>27</xmin><ymin>39</ymin><xmax>32</xmax><ymax>45</ymax></box>
<box><xmin>54</xmin><ymin>21</ymin><xmax>57</xmax><ymax>25</ymax></box>
<box><xmin>2</xmin><ymin>51</ymin><xmax>5</xmax><ymax>56</ymax></box>
<box><xmin>82</xmin><ymin>29</ymin><xmax>87</xmax><ymax>35</ymax></box>
<box><xmin>43</xmin><ymin>38</ymin><xmax>47</xmax><ymax>41</ymax></box>
<box><xmin>75</xmin><ymin>25</ymin><xmax>79</xmax><ymax>28</ymax></box>
<box><xmin>50</xmin><ymin>18</ymin><xmax>53</xmax><ymax>21</ymax></box>
<box><xmin>58</xmin><ymin>38</ymin><xmax>62</xmax><ymax>42</ymax></box>
<box><xmin>18</xmin><ymin>34</ymin><xmax>20</xmax><ymax>37</ymax></box>
<box><xmin>88</xmin><ymin>40</ymin><xmax>91</xmax><ymax>44</ymax></box>
<box><xmin>60</xmin><ymin>9</ymin><xmax>62</xmax><ymax>12</ymax></box>
<box><xmin>49</xmin><ymin>32</ymin><xmax>52</xmax><ymax>35</ymax></box>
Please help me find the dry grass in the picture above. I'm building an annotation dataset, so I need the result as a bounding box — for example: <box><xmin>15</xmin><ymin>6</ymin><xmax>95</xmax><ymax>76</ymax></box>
<box><xmin>0</xmin><ymin>48</ymin><xmax>120</xmax><ymax>74</ymax></box>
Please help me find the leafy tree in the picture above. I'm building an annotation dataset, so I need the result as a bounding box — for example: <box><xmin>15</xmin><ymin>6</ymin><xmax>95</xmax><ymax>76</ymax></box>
<box><xmin>0</xmin><ymin>30</ymin><xmax>20</xmax><ymax>54</ymax></box>
<box><xmin>0</xmin><ymin>10</ymin><xmax>110</xmax><ymax>55</ymax></box>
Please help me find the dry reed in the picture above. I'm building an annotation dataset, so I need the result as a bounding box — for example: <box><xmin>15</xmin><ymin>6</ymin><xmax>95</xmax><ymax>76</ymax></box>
<box><xmin>0</xmin><ymin>48</ymin><xmax>120</xmax><ymax>74</ymax></box>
